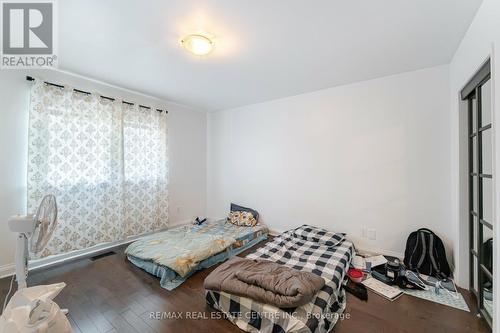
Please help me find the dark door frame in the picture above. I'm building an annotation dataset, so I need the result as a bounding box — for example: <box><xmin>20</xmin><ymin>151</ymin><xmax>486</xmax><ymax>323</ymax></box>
<box><xmin>461</xmin><ymin>59</ymin><xmax>493</xmax><ymax>328</ymax></box>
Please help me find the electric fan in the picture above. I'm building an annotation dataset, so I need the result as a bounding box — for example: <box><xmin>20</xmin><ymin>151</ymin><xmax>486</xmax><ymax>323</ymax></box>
<box><xmin>8</xmin><ymin>194</ymin><xmax>58</xmax><ymax>289</ymax></box>
<box><xmin>1</xmin><ymin>195</ymin><xmax>72</xmax><ymax>333</ymax></box>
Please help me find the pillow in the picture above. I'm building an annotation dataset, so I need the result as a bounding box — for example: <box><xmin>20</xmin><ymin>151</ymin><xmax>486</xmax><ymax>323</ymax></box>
<box><xmin>230</xmin><ymin>203</ymin><xmax>259</xmax><ymax>221</ymax></box>
<box><xmin>293</xmin><ymin>225</ymin><xmax>345</xmax><ymax>247</ymax></box>
<box><xmin>227</xmin><ymin>211</ymin><xmax>258</xmax><ymax>227</ymax></box>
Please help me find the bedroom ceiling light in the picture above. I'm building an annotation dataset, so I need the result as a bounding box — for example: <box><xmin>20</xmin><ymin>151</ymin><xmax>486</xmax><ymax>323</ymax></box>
<box><xmin>181</xmin><ymin>34</ymin><xmax>214</xmax><ymax>56</ymax></box>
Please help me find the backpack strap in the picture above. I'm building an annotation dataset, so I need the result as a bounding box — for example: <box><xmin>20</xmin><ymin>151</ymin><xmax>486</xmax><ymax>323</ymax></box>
<box><xmin>417</xmin><ymin>228</ymin><xmax>435</xmax><ymax>234</ymax></box>
<box><xmin>427</xmin><ymin>233</ymin><xmax>443</xmax><ymax>278</ymax></box>
<box><xmin>408</xmin><ymin>232</ymin><xmax>421</xmax><ymax>270</ymax></box>
<box><xmin>416</xmin><ymin>232</ymin><xmax>427</xmax><ymax>270</ymax></box>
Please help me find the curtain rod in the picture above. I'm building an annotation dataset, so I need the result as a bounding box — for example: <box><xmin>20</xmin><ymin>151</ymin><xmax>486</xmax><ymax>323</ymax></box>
<box><xmin>26</xmin><ymin>76</ymin><xmax>167</xmax><ymax>114</ymax></box>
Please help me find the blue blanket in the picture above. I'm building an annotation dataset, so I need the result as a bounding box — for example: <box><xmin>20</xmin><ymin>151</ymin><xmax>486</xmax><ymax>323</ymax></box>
<box><xmin>126</xmin><ymin>220</ymin><xmax>268</xmax><ymax>290</ymax></box>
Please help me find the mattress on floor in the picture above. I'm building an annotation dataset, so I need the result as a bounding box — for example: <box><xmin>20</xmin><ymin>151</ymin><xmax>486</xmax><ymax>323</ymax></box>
<box><xmin>126</xmin><ymin>220</ymin><xmax>268</xmax><ymax>290</ymax></box>
<box><xmin>205</xmin><ymin>228</ymin><xmax>354</xmax><ymax>333</ymax></box>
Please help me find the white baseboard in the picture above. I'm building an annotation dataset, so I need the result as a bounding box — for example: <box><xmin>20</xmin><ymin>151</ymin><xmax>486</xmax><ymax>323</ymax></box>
<box><xmin>29</xmin><ymin>237</ymin><xmax>138</xmax><ymax>273</ymax></box>
<box><xmin>0</xmin><ymin>220</ymin><xmax>189</xmax><ymax>279</ymax></box>
<box><xmin>0</xmin><ymin>238</ymin><xmax>135</xmax><ymax>278</ymax></box>
<box><xmin>0</xmin><ymin>263</ymin><xmax>15</xmax><ymax>279</ymax></box>
<box><xmin>0</xmin><ymin>237</ymin><xmax>141</xmax><ymax>279</ymax></box>
<box><xmin>267</xmin><ymin>229</ymin><xmax>280</xmax><ymax>237</ymax></box>
<box><xmin>167</xmin><ymin>218</ymin><xmax>193</xmax><ymax>227</ymax></box>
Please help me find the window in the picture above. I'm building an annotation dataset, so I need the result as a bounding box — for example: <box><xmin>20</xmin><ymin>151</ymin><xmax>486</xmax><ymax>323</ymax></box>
<box><xmin>27</xmin><ymin>80</ymin><xmax>169</xmax><ymax>258</ymax></box>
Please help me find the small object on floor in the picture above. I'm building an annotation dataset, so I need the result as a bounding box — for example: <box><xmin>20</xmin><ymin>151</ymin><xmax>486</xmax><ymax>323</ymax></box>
<box><xmin>404</xmin><ymin>270</ymin><xmax>428</xmax><ymax>290</ymax></box>
<box><xmin>371</xmin><ymin>266</ymin><xmax>394</xmax><ymax>285</ymax></box>
<box><xmin>396</xmin><ymin>275</ymin><xmax>425</xmax><ymax>290</ymax></box>
<box><xmin>0</xmin><ymin>283</ymin><xmax>72</xmax><ymax>333</ymax></box>
<box><xmin>347</xmin><ymin>268</ymin><xmax>364</xmax><ymax>283</ymax></box>
<box><xmin>372</xmin><ymin>263</ymin><xmax>424</xmax><ymax>290</ymax></box>
<box><xmin>364</xmin><ymin>261</ymin><xmax>372</xmax><ymax>272</ymax></box>
<box><xmin>365</xmin><ymin>255</ymin><xmax>387</xmax><ymax>268</ymax></box>
<box><xmin>192</xmin><ymin>217</ymin><xmax>207</xmax><ymax>225</ymax></box>
<box><xmin>362</xmin><ymin>277</ymin><xmax>403</xmax><ymax>301</ymax></box>
<box><xmin>352</xmin><ymin>254</ymin><xmax>380</xmax><ymax>272</ymax></box>
<box><xmin>343</xmin><ymin>282</ymin><xmax>368</xmax><ymax>301</ymax></box>
<box><xmin>351</xmin><ymin>255</ymin><xmax>366</xmax><ymax>270</ymax></box>
<box><xmin>408</xmin><ymin>271</ymin><xmax>456</xmax><ymax>292</ymax></box>
<box><xmin>385</xmin><ymin>258</ymin><xmax>403</xmax><ymax>283</ymax></box>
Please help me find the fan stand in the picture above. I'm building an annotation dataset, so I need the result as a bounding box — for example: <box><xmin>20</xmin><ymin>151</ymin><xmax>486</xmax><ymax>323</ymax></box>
<box><xmin>2</xmin><ymin>195</ymin><xmax>72</xmax><ymax>332</ymax></box>
<box><xmin>14</xmin><ymin>232</ymin><xmax>70</xmax><ymax>316</ymax></box>
<box><xmin>15</xmin><ymin>233</ymin><xmax>28</xmax><ymax>289</ymax></box>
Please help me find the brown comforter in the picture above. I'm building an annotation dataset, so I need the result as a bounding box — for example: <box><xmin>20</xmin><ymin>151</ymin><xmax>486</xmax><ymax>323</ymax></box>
<box><xmin>204</xmin><ymin>257</ymin><xmax>325</xmax><ymax>308</ymax></box>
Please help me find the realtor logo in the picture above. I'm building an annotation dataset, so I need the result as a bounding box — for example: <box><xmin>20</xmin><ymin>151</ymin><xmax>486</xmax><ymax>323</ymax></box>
<box><xmin>1</xmin><ymin>0</ymin><xmax>57</xmax><ymax>68</ymax></box>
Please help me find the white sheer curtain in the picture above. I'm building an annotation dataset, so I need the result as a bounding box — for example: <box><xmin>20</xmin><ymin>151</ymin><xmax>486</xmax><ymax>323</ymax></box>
<box><xmin>27</xmin><ymin>80</ymin><xmax>169</xmax><ymax>258</ymax></box>
<box><xmin>122</xmin><ymin>103</ymin><xmax>169</xmax><ymax>237</ymax></box>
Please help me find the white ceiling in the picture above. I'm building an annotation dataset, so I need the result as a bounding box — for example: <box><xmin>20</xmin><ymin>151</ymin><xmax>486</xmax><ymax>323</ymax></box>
<box><xmin>59</xmin><ymin>0</ymin><xmax>482</xmax><ymax>111</ymax></box>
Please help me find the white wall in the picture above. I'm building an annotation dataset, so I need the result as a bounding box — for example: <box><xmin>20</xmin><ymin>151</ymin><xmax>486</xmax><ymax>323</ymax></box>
<box><xmin>0</xmin><ymin>71</ymin><xmax>30</xmax><ymax>275</ymax></box>
<box><xmin>207</xmin><ymin>65</ymin><xmax>451</xmax><ymax>259</ymax></box>
<box><xmin>0</xmin><ymin>69</ymin><xmax>207</xmax><ymax>274</ymax></box>
<box><xmin>449</xmin><ymin>0</ymin><xmax>500</xmax><ymax>327</ymax></box>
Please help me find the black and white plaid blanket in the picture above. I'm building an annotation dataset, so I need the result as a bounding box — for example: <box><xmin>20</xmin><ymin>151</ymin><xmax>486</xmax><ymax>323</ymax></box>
<box><xmin>205</xmin><ymin>225</ymin><xmax>354</xmax><ymax>333</ymax></box>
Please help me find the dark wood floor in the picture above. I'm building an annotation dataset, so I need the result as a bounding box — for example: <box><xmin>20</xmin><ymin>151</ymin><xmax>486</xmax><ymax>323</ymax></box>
<box><xmin>0</xmin><ymin>240</ymin><xmax>490</xmax><ymax>333</ymax></box>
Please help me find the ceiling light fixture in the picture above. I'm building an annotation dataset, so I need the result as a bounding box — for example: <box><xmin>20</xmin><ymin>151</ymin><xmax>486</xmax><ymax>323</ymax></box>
<box><xmin>181</xmin><ymin>34</ymin><xmax>214</xmax><ymax>56</ymax></box>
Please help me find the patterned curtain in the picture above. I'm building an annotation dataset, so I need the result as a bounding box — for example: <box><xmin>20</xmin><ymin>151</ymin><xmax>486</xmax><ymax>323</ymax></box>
<box><xmin>27</xmin><ymin>80</ymin><xmax>169</xmax><ymax>258</ymax></box>
<box><xmin>122</xmin><ymin>103</ymin><xmax>169</xmax><ymax>237</ymax></box>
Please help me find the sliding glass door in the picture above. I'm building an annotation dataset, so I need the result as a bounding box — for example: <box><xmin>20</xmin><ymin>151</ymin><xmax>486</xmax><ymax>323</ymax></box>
<box><xmin>462</xmin><ymin>60</ymin><xmax>493</xmax><ymax>327</ymax></box>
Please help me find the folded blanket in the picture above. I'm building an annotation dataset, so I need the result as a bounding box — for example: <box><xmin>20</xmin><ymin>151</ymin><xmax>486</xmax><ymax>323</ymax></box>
<box><xmin>204</xmin><ymin>257</ymin><xmax>325</xmax><ymax>308</ymax></box>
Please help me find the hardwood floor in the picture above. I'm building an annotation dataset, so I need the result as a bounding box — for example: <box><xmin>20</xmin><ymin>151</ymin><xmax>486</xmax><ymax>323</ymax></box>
<box><xmin>0</xmin><ymin>240</ymin><xmax>490</xmax><ymax>333</ymax></box>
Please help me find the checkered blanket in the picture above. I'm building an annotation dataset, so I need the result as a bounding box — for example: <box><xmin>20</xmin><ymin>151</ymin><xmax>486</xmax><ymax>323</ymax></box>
<box><xmin>205</xmin><ymin>225</ymin><xmax>354</xmax><ymax>333</ymax></box>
